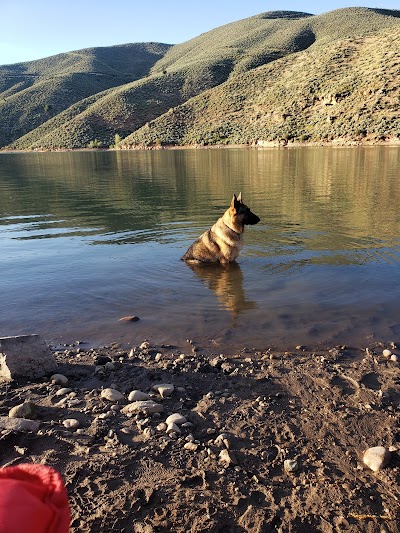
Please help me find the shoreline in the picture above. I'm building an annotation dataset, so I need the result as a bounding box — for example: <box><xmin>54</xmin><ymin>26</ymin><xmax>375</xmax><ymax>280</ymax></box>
<box><xmin>2</xmin><ymin>337</ymin><xmax>400</xmax><ymax>531</ymax></box>
<box><xmin>1</xmin><ymin>137</ymin><xmax>400</xmax><ymax>154</ymax></box>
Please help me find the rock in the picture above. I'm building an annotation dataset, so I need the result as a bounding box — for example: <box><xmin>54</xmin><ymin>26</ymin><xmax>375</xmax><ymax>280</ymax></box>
<box><xmin>121</xmin><ymin>401</ymin><xmax>164</xmax><ymax>415</ymax></box>
<box><xmin>140</xmin><ymin>341</ymin><xmax>150</xmax><ymax>350</ymax></box>
<box><xmin>94</xmin><ymin>355</ymin><xmax>112</xmax><ymax>366</ymax></box>
<box><xmin>382</xmin><ymin>349</ymin><xmax>392</xmax><ymax>358</ymax></box>
<box><xmin>9</xmin><ymin>402</ymin><xmax>37</xmax><ymax>420</ymax></box>
<box><xmin>119</xmin><ymin>316</ymin><xmax>140</xmax><ymax>322</ymax></box>
<box><xmin>55</xmin><ymin>388</ymin><xmax>72</xmax><ymax>396</ymax></box>
<box><xmin>184</xmin><ymin>442</ymin><xmax>199</xmax><ymax>451</ymax></box>
<box><xmin>101</xmin><ymin>388</ymin><xmax>124</xmax><ymax>402</ymax></box>
<box><xmin>219</xmin><ymin>449</ymin><xmax>238</xmax><ymax>467</ymax></box>
<box><xmin>284</xmin><ymin>459</ymin><xmax>298</xmax><ymax>473</ymax></box>
<box><xmin>165</xmin><ymin>413</ymin><xmax>187</xmax><ymax>426</ymax></box>
<box><xmin>215</xmin><ymin>433</ymin><xmax>231</xmax><ymax>449</ymax></box>
<box><xmin>63</xmin><ymin>418</ymin><xmax>80</xmax><ymax>429</ymax></box>
<box><xmin>143</xmin><ymin>427</ymin><xmax>154</xmax><ymax>438</ymax></box>
<box><xmin>0</xmin><ymin>416</ymin><xmax>40</xmax><ymax>432</ymax></box>
<box><xmin>128</xmin><ymin>390</ymin><xmax>150</xmax><ymax>402</ymax></box>
<box><xmin>152</xmin><ymin>383</ymin><xmax>174</xmax><ymax>398</ymax></box>
<box><xmin>104</xmin><ymin>362</ymin><xmax>115</xmax><ymax>371</ymax></box>
<box><xmin>0</xmin><ymin>335</ymin><xmax>57</xmax><ymax>380</ymax></box>
<box><xmin>166</xmin><ymin>422</ymin><xmax>181</xmax><ymax>435</ymax></box>
<box><xmin>363</xmin><ymin>446</ymin><xmax>391</xmax><ymax>472</ymax></box>
<box><xmin>390</xmin><ymin>354</ymin><xmax>398</xmax><ymax>362</ymax></box>
<box><xmin>50</xmin><ymin>374</ymin><xmax>69</xmax><ymax>386</ymax></box>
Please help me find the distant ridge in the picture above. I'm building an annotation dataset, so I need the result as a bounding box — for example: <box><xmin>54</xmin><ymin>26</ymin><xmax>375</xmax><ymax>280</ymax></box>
<box><xmin>1</xmin><ymin>7</ymin><xmax>400</xmax><ymax>150</ymax></box>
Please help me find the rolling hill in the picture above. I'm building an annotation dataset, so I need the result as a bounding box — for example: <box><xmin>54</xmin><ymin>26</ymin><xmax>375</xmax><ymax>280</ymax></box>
<box><xmin>1</xmin><ymin>7</ymin><xmax>400</xmax><ymax>150</ymax></box>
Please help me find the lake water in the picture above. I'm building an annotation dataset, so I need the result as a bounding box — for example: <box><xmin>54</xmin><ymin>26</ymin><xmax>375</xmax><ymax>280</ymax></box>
<box><xmin>1</xmin><ymin>147</ymin><xmax>400</xmax><ymax>353</ymax></box>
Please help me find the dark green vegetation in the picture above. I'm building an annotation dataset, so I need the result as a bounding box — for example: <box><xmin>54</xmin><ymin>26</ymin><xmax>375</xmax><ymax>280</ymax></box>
<box><xmin>2</xmin><ymin>8</ymin><xmax>400</xmax><ymax>150</ymax></box>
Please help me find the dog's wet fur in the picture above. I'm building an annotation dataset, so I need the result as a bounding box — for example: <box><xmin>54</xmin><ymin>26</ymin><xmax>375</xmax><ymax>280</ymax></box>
<box><xmin>181</xmin><ymin>193</ymin><xmax>260</xmax><ymax>264</ymax></box>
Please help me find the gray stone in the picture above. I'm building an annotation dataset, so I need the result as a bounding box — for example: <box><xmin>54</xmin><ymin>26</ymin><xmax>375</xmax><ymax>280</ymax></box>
<box><xmin>363</xmin><ymin>446</ymin><xmax>391</xmax><ymax>472</ymax></box>
<box><xmin>0</xmin><ymin>335</ymin><xmax>57</xmax><ymax>380</ymax></box>
<box><xmin>101</xmin><ymin>388</ymin><xmax>124</xmax><ymax>402</ymax></box>
<box><xmin>0</xmin><ymin>416</ymin><xmax>40</xmax><ymax>432</ymax></box>
<box><xmin>152</xmin><ymin>383</ymin><xmax>174</xmax><ymax>398</ymax></box>
<box><xmin>9</xmin><ymin>402</ymin><xmax>37</xmax><ymax>420</ymax></box>
<box><xmin>63</xmin><ymin>418</ymin><xmax>80</xmax><ymax>429</ymax></box>
<box><xmin>121</xmin><ymin>400</ymin><xmax>164</xmax><ymax>415</ymax></box>
<box><xmin>55</xmin><ymin>388</ymin><xmax>72</xmax><ymax>396</ymax></box>
<box><xmin>165</xmin><ymin>413</ymin><xmax>187</xmax><ymax>425</ymax></box>
<box><xmin>128</xmin><ymin>390</ymin><xmax>150</xmax><ymax>402</ymax></box>
<box><xmin>50</xmin><ymin>374</ymin><xmax>69</xmax><ymax>386</ymax></box>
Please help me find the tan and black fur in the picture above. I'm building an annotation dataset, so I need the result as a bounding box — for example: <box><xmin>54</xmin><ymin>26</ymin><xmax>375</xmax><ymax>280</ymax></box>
<box><xmin>181</xmin><ymin>193</ymin><xmax>260</xmax><ymax>264</ymax></box>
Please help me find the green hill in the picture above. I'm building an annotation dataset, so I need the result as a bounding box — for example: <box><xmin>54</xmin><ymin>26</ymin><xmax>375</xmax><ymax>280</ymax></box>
<box><xmin>2</xmin><ymin>7</ymin><xmax>400</xmax><ymax>150</ymax></box>
<box><xmin>0</xmin><ymin>43</ymin><xmax>171</xmax><ymax>147</ymax></box>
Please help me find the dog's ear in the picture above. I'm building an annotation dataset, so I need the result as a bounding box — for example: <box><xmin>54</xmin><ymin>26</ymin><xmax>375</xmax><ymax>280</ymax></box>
<box><xmin>237</xmin><ymin>192</ymin><xmax>242</xmax><ymax>203</ymax></box>
<box><xmin>230</xmin><ymin>194</ymin><xmax>240</xmax><ymax>211</ymax></box>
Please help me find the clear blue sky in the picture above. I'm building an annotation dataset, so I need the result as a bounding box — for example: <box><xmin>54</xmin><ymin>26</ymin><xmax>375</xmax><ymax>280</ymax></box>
<box><xmin>1</xmin><ymin>0</ymin><xmax>399</xmax><ymax>65</ymax></box>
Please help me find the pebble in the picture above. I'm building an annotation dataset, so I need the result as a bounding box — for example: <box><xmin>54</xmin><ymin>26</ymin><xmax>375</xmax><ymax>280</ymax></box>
<box><xmin>165</xmin><ymin>413</ymin><xmax>187</xmax><ymax>426</ymax></box>
<box><xmin>184</xmin><ymin>442</ymin><xmax>199</xmax><ymax>451</ymax></box>
<box><xmin>284</xmin><ymin>459</ymin><xmax>299</xmax><ymax>473</ymax></box>
<box><xmin>382</xmin><ymin>349</ymin><xmax>392</xmax><ymax>358</ymax></box>
<box><xmin>140</xmin><ymin>341</ymin><xmax>150</xmax><ymax>350</ymax></box>
<box><xmin>121</xmin><ymin>401</ymin><xmax>164</xmax><ymax>415</ymax></box>
<box><xmin>390</xmin><ymin>354</ymin><xmax>398</xmax><ymax>362</ymax></box>
<box><xmin>215</xmin><ymin>433</ymin><xmax>231</xmax><ymax>449</ymax></box>
<box><xmin>98</xmin><ymin>412</ymin><xmax>113</xmax><ymax>419</ymax></box>
<box><xmin>128</xmin><ymin>390</ymin><xmax>150</xmax><ymax>402</ymax></box>
<box><xmin>9</xmin><ymin>402</ymin><xmax>37</xmax><ymax>420</ymax></box>
<box><xmin>100</xmin><ymin>388</ymin><xmax>124</xmax><ymax>402</ymax></box>
<box><xmin>166</xmin><ymin>422</ymin><xmax>181</xmax><ymax>435</ymax></box>
<box><xmin>50</xmin><ymin>374</ymin><xmax>69</xmax><ymax>386</ymax></box>
<box><xmin>363</xmin><ymin>446</ymin><xmax>391</xmax><ymax>472</ymax></box>
<box><xmin>55</xmin><ymin>388</ymin><xmax>72</xmax><ymax>396</ymax></box>
<box><xmin>153</xmin><ymin>383</ymin><xmax>174</xmax><ymax>399</ymax></box>
<box><xmin>63</xmin><ymin>418</ymin><xmax>80</xmax><ymax>430</ymax></box>
<box><xmin>143</xmin><ymin>427</ymin><xmax>154</xmax><ymax>438</ymax></box>
<box><xmin>219</xmin><ymin>449</ymin><xmax>238</xmax><ymax>467</ymax></box>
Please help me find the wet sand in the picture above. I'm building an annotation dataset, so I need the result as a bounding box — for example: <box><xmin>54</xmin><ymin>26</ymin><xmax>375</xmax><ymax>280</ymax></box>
<box><xmin>1</xmin><ymin>338</ymin><xmax>400</xmax><ymax>532</ymax></box>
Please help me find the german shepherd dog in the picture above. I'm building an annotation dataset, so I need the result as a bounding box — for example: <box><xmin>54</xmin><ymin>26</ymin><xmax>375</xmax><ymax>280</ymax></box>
<box><xmin>181</xmin><ymin>193</ymin><xmax>260</xmax><ymax>264</ymax></box>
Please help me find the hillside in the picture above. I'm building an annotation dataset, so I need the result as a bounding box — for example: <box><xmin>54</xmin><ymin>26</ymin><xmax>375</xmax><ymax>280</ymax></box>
<box><xmin>0</xmin><ymin>43</ymin><xmax>172</xmax><ymax>148</ymax></box>
<box><xmin>2</xmin><ymin>7</ymin><xmax>400</xmax><ymax>150</ymax></box>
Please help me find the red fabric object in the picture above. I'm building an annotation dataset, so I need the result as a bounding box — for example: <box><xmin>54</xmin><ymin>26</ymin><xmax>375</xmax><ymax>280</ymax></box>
<box><xmin>0</xmin><ymin>464</ymin><xmax>70</xmax><ymax>533</ymax></box>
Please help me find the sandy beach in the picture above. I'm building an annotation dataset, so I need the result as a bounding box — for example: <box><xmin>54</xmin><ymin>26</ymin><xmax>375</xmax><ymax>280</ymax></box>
<box><xmin>1</xmin><ymin>337</ymin><xmax>400</xmax><ymax>532</ymax></box>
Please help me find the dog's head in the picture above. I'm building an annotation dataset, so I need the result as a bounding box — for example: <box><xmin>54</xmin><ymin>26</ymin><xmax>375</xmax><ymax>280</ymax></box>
<box><xmin>230</xmin><ymin>192</ymin><xmax>260</xmax><ymax>227</ymax></box>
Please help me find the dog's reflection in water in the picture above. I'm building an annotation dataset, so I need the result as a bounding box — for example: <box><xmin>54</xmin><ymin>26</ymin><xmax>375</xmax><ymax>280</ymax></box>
<box><xmin>187</xmin><ymin>262</ymin><xmax>257</xmax><ymax>324</ymax></box>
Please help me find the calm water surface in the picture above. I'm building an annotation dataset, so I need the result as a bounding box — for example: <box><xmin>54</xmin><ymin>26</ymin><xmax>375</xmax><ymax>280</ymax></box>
<box><xmin>1</xmin><ymin>147</ymin><xmax>400</xmax><ymax>352</ymax></box>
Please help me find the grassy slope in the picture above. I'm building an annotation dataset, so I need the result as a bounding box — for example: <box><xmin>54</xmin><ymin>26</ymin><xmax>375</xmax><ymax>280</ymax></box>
<box><xmin>0</xmin><ymin>43</ymin><xmax>171</xmax><ymax>147</ymax></box>
<box><xmin>121</xmin><ymin>8</ymin><xmax>400</xmax><ymax>147</ymax></box>
<box><xmin>3</xmin><ymin>8</ymin><xmax>400</xmax><ymax>150</ymax></box>
<box><xmin>8</xmin><ymin>11</ymin><xmax>317</xmax><ymax>150</ymax></box>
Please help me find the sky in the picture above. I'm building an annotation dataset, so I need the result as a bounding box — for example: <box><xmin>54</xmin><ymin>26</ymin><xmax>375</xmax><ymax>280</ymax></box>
<box><xmin>1</xmin><ymin>0</ymin><xmax>399</xmax><ymax>65</ymax></box>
